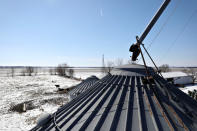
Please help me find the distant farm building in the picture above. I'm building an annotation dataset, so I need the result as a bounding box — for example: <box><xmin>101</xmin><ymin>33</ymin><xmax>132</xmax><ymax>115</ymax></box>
<box><xmin>162</xmin><ymin>72</ymin><xmax>193</xmax><ymax>85</ymax></box>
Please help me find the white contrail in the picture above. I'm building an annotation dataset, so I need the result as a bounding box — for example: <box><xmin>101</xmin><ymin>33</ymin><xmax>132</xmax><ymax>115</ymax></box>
<box><xmin>100</xmin><ymin>8</ymin><xmax>103</xmax><ymax>17</ymax></box>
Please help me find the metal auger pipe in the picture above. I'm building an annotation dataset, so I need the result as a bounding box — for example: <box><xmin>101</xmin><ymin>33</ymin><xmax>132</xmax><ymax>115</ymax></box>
<box><xmin>138</xmin><ymin>0</ymin><xmax>171</xmax><ymax>44</ymax></box>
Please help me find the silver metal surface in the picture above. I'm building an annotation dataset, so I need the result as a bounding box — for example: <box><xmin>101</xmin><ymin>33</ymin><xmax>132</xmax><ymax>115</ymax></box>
<box><xmin>31</xmin><ymin>64</ymin><xmax>197</xmax><ymax>131</ymax></box>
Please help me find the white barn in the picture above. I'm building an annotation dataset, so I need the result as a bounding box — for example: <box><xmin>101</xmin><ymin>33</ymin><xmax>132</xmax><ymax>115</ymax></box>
<box><xmin>162</xmin><ymin>72</ymin><xmax>193</xmax><ymax>85</ymax></box>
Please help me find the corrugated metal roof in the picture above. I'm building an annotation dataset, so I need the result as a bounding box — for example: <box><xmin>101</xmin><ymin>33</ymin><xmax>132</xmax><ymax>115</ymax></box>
<box><xmin>69</xmin><ymin>76</ymin><xmax>99</xmax><ymax>99</ymax></box>
<box><xmin>31</xmin><ymin>64</ymin><xmax>197</xmax><ymax>131</ymax></box>
<box><xmin>161</xmin><ymin>72</ymin><xmax>191</xmax><ymax>78</ymax></box>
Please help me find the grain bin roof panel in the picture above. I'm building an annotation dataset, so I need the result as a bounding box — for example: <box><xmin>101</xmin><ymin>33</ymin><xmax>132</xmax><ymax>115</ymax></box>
<box><xmin>111</xmin><ymin>64</ymin><xmax>155</xmax><ymax>76</ymax></box>
<box><xmin>31</xmin><ymin>64</ymin><xmax>197</xmax><ymax>131</ymax></box>
<box><xmin>69</xmin><ymin>76</ymin><xmax>99</xmax><ymax>99</ymax></box>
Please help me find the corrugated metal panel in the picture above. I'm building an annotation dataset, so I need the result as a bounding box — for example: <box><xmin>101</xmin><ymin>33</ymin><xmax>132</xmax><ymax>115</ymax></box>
<box><xmin>69</xmin><ymin>76</ymin><xmax>99</xmax><ymax>99</ymax></box>
<box><xmin>31</xmin><ymin>65</ymin><xmax>197</xmax><ymax>131</ymax></box>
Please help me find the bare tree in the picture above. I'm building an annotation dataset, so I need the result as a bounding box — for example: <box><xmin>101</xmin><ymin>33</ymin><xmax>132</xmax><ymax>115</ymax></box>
<box><xmin>115</xmin><ymin>58</ymin><xmax>123</xmax><ymax>66</ymax></box>
<box><xmin>34</xmin><ymin>67</ymin><xmax>37</xmax><ymax>76</ymax></box>
<box><xmin>181</xmin><ymin>68</ymin><xmax>188</xmax><ymax>74</ymax></box>
<box><xmin>128</xmin><ymin>60</ymin><xmax>133</xmax><ymax>64</ymax></box>
<box><xmin>159</xmin><ymin>64</ymin><xmax>171</xmax><ymax>72</ymax></box>
<box><xmin>106</xmin><ymin>61</ymin><xmax>114</xmax><ymax>73</ymax></box>
<box><xmin>21</xmin><ymin>69</ymin><xmax>26</xmax><ymax>76</ymax></box>
<box><xmin>56</xmin><ymin>63</ymin><xmax>68</xmax><ymax>77</ymax></box>
<box><xmin>183</xmin><ymin>68</ymin><xmax>196</xmax><ymax>83</ymax></box>
<box><xmin>128</xmin><ymin>59</ymin><xmax>136</xmax><ymax>64</ymax></box>
<box><xmin>49</xmin><ymin>68</ymin><xmax>55</xmax><ymax>75</ymax></box>
<box><xmin>101</xmin><ymin>67</ymin><xmax>106</xmax><ymax>74</ymax></box>
<box><xmin>26</xmin><ymin>66</ymin><xmax>34</xmax><ymax>76</ymax></box>
<box><xmin>11</xmin><ymin>67</ymin><xmax>15</xmax><ymax>77</ymax></box>
<box><xmin>188</xmin><ymin>90</ymin><xmax>197</xmax><ymax>101</ymax></box>
<box><xmin>54</xmin><ymin>68</ymin><xmax>57</xmax><ymax>75</ymax></box>
<box><xmin>68</xmin><ymin>69</ymin><xmax>74</xmax><ymax>78</ymax></box>
<box><xmin>101</xmin><ymin>63</ymin><xmax>107</xmax><ymax>74</ymax></box>
<box><xmin>7</xmin><ymin>71</ymin><xmax>10</xmax><ymax>77</ymax></box>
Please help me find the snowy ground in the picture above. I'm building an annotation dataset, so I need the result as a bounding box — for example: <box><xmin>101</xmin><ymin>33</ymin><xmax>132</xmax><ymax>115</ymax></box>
<box><xmin>0</xmin><ymin>71</ymin><xmax>103</xmax><ymax>131</ymax></box>
<box><xmin>179</xmin><ymin>84</ymin><xmax>197</xmax><ymax>94</ymax></box>
<box><xmin>1</xmin><ymin>67</ymin><xmax>196</xmax><ymax>130</ymax></box>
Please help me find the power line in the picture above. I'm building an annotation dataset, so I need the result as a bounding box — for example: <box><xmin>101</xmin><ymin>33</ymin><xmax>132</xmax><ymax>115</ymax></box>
<box><xmin>136</xmin><ymin>0</ymin><xmax>181</xmax><ymax>64</ymax></box>
<box><xmin>160</xmin><ymin>8</ymin><xmax>197</xmax><ymax>63</ymax></box>
<box><xmin>146</xmin><ymin>0</ymin><xmax>181</xmax><ymax>50</ymax></box>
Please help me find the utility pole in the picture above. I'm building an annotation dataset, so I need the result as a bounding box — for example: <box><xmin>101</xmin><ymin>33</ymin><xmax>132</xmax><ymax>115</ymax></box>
<box><xmin>102</xmin><ymin>54</ymin><xmax>105</xmax><ymax>74</ymax></box>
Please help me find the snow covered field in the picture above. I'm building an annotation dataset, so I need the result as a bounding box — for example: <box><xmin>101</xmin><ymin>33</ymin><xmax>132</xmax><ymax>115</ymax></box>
<box><xmin>0</xmin><ymin>70</ymin><xmax>103</xmax><ymax>131</ymax></box>
<box><xmin>179</xmin><ymin>84</ymin><xmax>197</xmax><ymax>94</ymax></box>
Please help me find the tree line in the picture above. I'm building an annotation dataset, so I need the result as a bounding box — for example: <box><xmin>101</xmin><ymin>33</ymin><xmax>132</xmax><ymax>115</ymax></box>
<box><xmin>7</xmin><ymin>63</ymin><xmax>74</xmax><ymax>78</ymax></box>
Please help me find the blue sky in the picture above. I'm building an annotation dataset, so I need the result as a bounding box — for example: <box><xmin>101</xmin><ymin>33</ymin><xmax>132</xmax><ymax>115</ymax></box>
<box><xmin>0</xmin><ymin>0</ymin><xmax>197</xmax><ymax>67</ymax></box>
